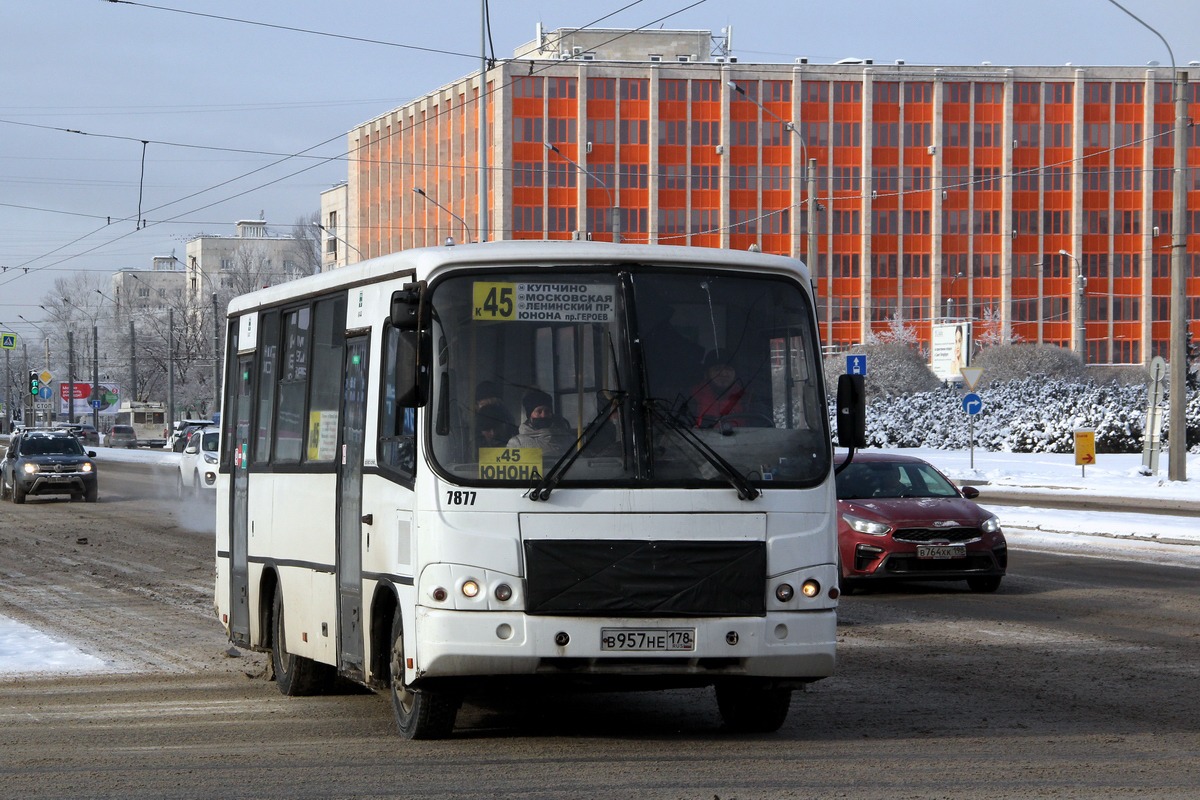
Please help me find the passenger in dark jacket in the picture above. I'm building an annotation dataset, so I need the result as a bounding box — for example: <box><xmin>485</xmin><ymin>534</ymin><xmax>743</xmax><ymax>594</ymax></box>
<box><xmin>506</xmin><ymin>389</ymin><xmax>575</xmax><ymax>457</ymax></box>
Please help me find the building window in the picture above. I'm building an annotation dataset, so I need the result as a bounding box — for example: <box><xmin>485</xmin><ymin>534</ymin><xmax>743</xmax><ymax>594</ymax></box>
<box><xmin>904</xmin><ymin>82</ymin><xmax>932</xmax><ymax>103</ymax></box>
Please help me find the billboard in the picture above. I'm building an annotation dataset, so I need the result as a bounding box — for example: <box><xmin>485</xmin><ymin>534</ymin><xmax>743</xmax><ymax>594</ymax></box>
<box><xmin>58</xmin><ymin>382</ymin><xmax>121</xmax><ymax>417</ymax></box>
<box><xmin>930</xmin><ymin>322</ymin><xmax>971</xmax><ymax>381</ymax></box>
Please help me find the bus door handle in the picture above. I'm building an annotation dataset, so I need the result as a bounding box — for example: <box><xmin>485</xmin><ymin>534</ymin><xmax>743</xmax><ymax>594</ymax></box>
<box><xmin>361</xmin><ymin>514</ymin><xmax>374</xmax><ymax>526</ymax></box>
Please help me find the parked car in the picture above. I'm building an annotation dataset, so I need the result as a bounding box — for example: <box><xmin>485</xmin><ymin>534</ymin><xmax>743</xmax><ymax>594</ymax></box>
<box><xmin>166</xmin><ymin>419</ymin><xmax>217</xmax><ymax>452</ymax></box>
<box><xmin>107</xmin><ymin>424</ymin><xmax>138</xmax><ymax>448</ymax></box>
<box><xmin>177</xmin><ymin>427</ymin><xmax>218</xmax><ymax>495</ymax></box>
<box><xmin>52</xmin><ymin>422</ymin><xmax>100</xmax><ymax>447</ymax></box>
<box><xmin>1</xmin><ymin>429</ymin><xmax>98</xmax><ymax>503</ymax></box>
<box><xmin>835</xmin><ymin>452</ymin><xmax>1007</xmax><ymax>594</ymax></box>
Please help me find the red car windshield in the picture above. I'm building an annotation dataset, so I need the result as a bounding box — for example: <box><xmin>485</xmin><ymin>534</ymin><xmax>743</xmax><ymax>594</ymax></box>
<box><xmin>836</xmin><ymin>460</ymin><xmax>959</xmax><ymax>500</ymax></box>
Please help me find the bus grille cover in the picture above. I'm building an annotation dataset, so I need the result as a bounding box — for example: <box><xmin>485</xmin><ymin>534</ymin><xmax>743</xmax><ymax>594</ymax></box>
<box><xmin>523</xmin><ymin>539</ymin><xmax>766</xmax><ymax>617</ymax></box>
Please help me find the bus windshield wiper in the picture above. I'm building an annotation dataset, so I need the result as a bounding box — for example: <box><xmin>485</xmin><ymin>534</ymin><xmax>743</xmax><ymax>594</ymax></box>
<box><xmin>527</xmin><ymin>392</ymin><xmax>625</xmax><ymax>502</ymax></box>
<box><xmin>646</xmin><ymin>398</ymin><xmax>760</xmax><ymax>501</ymax></box>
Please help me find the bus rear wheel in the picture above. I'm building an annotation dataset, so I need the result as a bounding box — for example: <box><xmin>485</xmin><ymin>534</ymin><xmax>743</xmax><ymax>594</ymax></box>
<box><xmin>271</xmin><ymin>590</ymin><xmax>331</xmax><ymax>696</ymax></box>
<box><xmin>715</xmin><ymin>679</ymin><xmax>792</xmax><ymax>733</ymax></box>
<box><xmin>388</xmin><ymin>612</ymin><xmax>459</xmax><ymax>740</ymax></box>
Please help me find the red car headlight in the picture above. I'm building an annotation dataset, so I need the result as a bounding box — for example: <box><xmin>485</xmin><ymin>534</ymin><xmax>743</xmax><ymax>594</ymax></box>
<box><xmin>842</xmin><ymin>512</ymin><xmax>892</xmax><ymax>536</ymax></box>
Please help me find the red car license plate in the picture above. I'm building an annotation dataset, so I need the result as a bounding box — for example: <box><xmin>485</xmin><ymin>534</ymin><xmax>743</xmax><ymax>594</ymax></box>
<box><xmin>917</xmin><ymin>545</ymin><xmax>965</xmax><ymax>559</ymax></box>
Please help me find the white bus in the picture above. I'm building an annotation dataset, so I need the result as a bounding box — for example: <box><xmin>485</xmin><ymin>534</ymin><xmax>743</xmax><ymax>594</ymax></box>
<box><xmin>214</xmin><ymin>240</ymin><xmax>863</xmax><ymax>739</ymax></box>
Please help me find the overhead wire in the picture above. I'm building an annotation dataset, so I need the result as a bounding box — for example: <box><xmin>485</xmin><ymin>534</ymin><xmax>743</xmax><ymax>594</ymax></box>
<box><xmin>0</xmin><ymin>0</ymin><xmax>691</xmax><ymax>293</ymax></box>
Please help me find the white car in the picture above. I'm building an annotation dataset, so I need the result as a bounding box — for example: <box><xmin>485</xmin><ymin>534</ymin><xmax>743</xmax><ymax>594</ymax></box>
<box><xmin>177</xmin><ymin>428</ymin><xmax>218</xmax><ymax>495</ymax></box>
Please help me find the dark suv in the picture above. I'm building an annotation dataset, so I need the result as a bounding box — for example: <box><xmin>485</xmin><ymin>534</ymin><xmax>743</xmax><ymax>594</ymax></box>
<box><xmin>1</xmin><ymin>429</ymin><xmax>98</xmax><ymax>503</ymax></box>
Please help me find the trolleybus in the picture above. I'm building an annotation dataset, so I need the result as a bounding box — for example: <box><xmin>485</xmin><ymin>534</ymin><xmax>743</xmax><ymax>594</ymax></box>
<box><xmin>214</xmin><ymin>240</ymin><xmax>863</xmax><ymax>738</ymax></box>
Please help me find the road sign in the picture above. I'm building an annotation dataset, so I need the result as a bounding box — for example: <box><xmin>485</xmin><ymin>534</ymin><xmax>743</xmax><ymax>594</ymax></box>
<box><xmin>962</xmin><ymin>392</ymin><xmax>983</xmax><ymax>416</ymax></box>
<box><xmin>1</xmin><ymin>333</ymin><xmax>15</xmax><ymax>350</ymax></box>
<box><xmin>846</xmin><ymin>354</ymin><xmax>867</xmax><ymax>375</ymax></box>
<box><xmin>960</xmin><ymin>366</ymin><xmax>984</xmax><ymax>391</ymax></box>
<box><xmin>91</xmin><ymin>399</ymin><xmax>103</xmax><ymax>410</ymax></box>
<box><xmin>1074</xmin><ymin>430</ymin><xmax>1096</xmax><ymax>467</ymax></box>
<box><xmin>34</xmin><ymin>401</ymin><xmax>51</xmax><ymax>411</ymax></box>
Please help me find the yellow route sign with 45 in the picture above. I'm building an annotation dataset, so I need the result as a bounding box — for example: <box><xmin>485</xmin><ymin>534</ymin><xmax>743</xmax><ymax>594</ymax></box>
<box><xmin>473</xmin><ymin>281</ymin><xmax>616</xmax><ymax>323</ymax></box>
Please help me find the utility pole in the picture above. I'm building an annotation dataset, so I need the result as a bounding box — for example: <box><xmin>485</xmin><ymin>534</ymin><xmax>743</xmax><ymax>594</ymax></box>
<box><xmin>129</xmin><ymin>320</ymin><xmax>137</xmax><ymax>404</ymax></box>
<box><xmin>478</xmin><ymin>0</ymin><xmax>488</xmax><ymax>242</ymax></box>
<box><xmin>1168</xmin><ymin>70</ymin><xmax>1189</xmax><ymax>481</ymax></box>
<box><xmin>67</xmin><ymin>331</ymin><xmax>75</xmax><ymax>424</ymax></box>
<box><xmin>212</xmin><ymin>292</ymin><xmax>220</xmax><ymax>416</ymax></box>
<box><xmin>91</xmin><ymin>325</ymin><xmax>100</xmax><ymax>433</ymax></box>
<box><xmin>167</xmin><ymin>308</ymin><xmax>175</xmax><ymax>432</ymax></box>
<box><xmin>807</xmin><ymin>155</ymin><xmax>818</xmax><ymax>283</ymax></box>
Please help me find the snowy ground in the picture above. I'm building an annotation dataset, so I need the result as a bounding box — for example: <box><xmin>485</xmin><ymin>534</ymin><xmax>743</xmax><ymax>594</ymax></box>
<box><xmin>2</xmin><ymin>443</ymin><xmax>1197</xmax><ymax>675</ymax></box>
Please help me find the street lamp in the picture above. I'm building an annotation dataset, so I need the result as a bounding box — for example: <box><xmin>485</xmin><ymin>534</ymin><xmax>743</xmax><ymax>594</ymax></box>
<box><xmin>728</xmin><ymin>81</ymin><xmax>819</xmax><ymax>274</ymax></box>
<box><xmin>1058</xmin><ymin>250</ymin><xmax>1086</xmax><ymax>363</ymax></box>
<box><xmin>411</xmin><ymin>189</ymin><xmax>474</xmax><ymax>245</ymax></box>
<box><xmin>544</xmin><ymin>142</ymin><xmax>621</xmax><ymax>242</ymax></box>
<box><xmin>312</xmin><ymin>220</ymin><xmax>364</xmax><ymax>263</ymax></box>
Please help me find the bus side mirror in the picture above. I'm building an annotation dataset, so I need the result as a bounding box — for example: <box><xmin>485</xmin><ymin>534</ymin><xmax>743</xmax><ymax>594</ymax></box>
<box><xmin>836</xmin><ymin>373</ymin><xmax>866</xmax><ymax>448</ymax></box>
<box><xmin>391</xmin><ymin>282</ymin><xmax>429</xmax><ymax>407</ymax></box>
<box><xmin>395</xmin><ymin>328</ymin><xmax>430</xmax><ymax>408</ymax></box>
<box><xmin>390</xmin><ymin>283</ymin><xmax>423</xmax><ymax>331</ymax></box>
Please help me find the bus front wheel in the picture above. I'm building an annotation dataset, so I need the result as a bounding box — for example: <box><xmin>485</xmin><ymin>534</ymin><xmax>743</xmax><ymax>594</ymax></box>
<box><xmin>388</xmin><ymin>612</ymin><xmax>459</xmax><ymax>740</ymax></box>
<box><xmin>715</xmin><ymin>679</ymin><xmax>792</xmax><ymax>733</ymax></box>
<box><xmin>271</xmin><ymin>590</ymin><xmax>330</xmax><ymax>696</ymax></box>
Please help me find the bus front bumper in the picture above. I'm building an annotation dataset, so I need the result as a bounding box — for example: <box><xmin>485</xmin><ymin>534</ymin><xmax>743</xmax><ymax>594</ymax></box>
<box><xmin>410</xmin><ymin>607</ymin><xmax>836</xmax><ymax>684</ymax></box>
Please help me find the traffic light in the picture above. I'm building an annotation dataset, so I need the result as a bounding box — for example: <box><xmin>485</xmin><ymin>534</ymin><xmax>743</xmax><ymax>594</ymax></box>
<box><xmin>28</xmin><ymin>370</ymin><xmax>39</xmax><ymax>396</ymax></box>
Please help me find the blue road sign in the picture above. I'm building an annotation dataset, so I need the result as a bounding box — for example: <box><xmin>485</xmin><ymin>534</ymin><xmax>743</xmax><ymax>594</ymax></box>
<box><xmin>0</xmin><ymin>333</ymin><xmax>15</xmax><ymax>349</ymax></box>
<box><xmin>91</xmin><ymin>399</ymin><xmax>103</xmax><ymax>410</ymax></box>
<box><xmin>962</xmin><ymin>392</ymin><xmax>983</xmax><ymax>416</ymax></box>
<box><xmin>846</xmin><ymin>354</ymin><xmax>867</xmax><ymax>375</ymax></box>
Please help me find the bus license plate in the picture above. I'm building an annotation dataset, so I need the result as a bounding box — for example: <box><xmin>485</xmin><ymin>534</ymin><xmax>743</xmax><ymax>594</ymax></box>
<box><xmin>600</xmin><ymin>628</ymin><xmax>695</xmax><ymax>652</ymax></box>
<box><xmin>917</xmin><ymin>545</ymin><xmax>965</xmax><ymax>559</ymax></box>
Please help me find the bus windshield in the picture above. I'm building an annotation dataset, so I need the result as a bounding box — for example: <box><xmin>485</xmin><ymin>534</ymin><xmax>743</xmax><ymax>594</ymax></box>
<box><xmin>427</xmin><ymin>267</ymin><xmax>829</xmax><ymax>489</ymax></box>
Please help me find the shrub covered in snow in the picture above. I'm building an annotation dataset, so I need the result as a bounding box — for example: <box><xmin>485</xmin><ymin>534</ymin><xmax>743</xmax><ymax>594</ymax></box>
<box><xmin>824</xmin><ymin>345</ymin><xmax>1198</xmax><ymax>454</ymax></box>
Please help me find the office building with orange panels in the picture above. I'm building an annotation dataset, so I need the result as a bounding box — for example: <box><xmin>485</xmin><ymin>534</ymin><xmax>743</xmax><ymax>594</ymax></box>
<box><xmin>339</xmin><ymin>28</ymin><xmax>1199</xmax><ymax>367</ymax></box>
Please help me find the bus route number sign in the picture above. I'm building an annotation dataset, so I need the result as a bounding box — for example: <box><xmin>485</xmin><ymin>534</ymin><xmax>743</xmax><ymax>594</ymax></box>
<box><xmin>478</xmin><ymin>447</ymin><xmax>543</xmax><ymax>481</ymax></box>
<box><xmin>473</xmin><ymin>282</ymin><xmax>615</xmax><ymax>323</ymax></box>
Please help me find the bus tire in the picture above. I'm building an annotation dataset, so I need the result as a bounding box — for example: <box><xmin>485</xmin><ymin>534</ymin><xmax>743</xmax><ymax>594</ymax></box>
<box><xmin>271</xmin><ymin>590</ymin><xmax>329</xmax><ymax>696</ymax></box>
<box><xmin>389</xmin><ymin>612</ymin><xmax>459</xmax><ymax>740</ymax></box>
<box><xmin>715</xmin><ymin>680</ymin><xmax>792</xmax><ymax>733</ymax></box>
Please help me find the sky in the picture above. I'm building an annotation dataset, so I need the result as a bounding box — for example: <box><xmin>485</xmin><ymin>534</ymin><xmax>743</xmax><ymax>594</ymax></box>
<box><xmin>3</xmin><ymin>0</ymin><xmax>1200</xmax><ymax>339</ymax></box>
<box><xmin>1</xmin><ymin>444</ymin><xmax>1197</xmax><ymax>676</ymax></box>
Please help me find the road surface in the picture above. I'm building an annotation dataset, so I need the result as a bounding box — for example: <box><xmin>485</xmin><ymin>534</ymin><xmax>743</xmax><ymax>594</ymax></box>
<box><xmin>1</xmin><ymin>458</ymin><xmax>1197</xmax><ymax>798</ymax></box>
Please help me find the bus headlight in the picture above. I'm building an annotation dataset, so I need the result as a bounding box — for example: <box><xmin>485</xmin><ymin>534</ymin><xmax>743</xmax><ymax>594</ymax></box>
<box><xmin>460</xmin><ymin>579</ymin><xmax>480</xmax><ymax>598</ymax></box>
<box><xmin>493</xmin><ymin>583</ymin><xmax>513</xmax><ymax>602</ymax></box>
<box><xmin>801</xmin><ymin>579</ymin><xmax>821</xmax><ymax>598</ymax></box>
<box><xmin>774</xmin><ymin>583</ymin><xmax>794</xmax><ymax>602</ymax></box>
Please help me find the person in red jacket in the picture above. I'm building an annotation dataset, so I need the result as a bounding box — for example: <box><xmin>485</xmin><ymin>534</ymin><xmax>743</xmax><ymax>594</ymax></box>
<box><xmin>690</xmin><ymin>351</ymin><xmax>748</xmax><ymax>428</ymax></box>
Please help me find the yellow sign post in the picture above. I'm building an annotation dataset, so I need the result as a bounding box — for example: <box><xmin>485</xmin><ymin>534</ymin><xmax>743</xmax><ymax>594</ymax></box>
<box><xmin>1073</xmin><ymin>429</ymin><xmax>1096</xmax><ymax>476</ymax></box>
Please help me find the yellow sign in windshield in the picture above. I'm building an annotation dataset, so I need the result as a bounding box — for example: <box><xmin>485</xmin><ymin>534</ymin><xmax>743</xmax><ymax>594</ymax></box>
<box><xmin>473</xmin><ymin>281</ymin><xmax>615</xmax><ymax>323</ymax></box>
<box><xmin>479</xmin><ymin>447</ymin><xmax>543</xmax><ymax>480</ymax></box>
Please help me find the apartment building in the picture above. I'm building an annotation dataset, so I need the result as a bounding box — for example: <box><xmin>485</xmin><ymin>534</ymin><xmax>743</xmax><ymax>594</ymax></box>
<box><xmin>344</xmin><ymin>27</ymin><xmax>1200</xmax><ymax>366</ymax></box>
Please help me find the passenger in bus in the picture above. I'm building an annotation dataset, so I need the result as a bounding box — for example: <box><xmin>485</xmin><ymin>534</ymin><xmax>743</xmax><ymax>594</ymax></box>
<box><xmin>689</xmin><ymin>351</ymin><xmax>749</xmax><ymax>427</ymax></box>
<box><xmin>474</xmin><ymin>381</ymin><xmax>516</xmax><ymax>448</ymax></box>
<box><xmin>506</xmin><ymin>389</ymin><xmax>575</xmax><ymax>456</ymax></box>
<box><xmin>476</xmin><ymin>407</ymin><xmax>516</xmax><ymax>450</ymax></box>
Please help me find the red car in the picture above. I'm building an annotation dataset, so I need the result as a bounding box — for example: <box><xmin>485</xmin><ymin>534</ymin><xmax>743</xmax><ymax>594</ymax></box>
<box><xmin>835</xmin><ymin>452</ymin><xmax>1007</xmax><ymax>594</ymax></box>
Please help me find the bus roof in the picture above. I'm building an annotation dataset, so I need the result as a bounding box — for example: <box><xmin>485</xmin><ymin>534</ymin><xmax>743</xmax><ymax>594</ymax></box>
<box><xmin>225</xmin><ymin>241</ymin><xmax>812</xmax><ymax>317</ymax></box>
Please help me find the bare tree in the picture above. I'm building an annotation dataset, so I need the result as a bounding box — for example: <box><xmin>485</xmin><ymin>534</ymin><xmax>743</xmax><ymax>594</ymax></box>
<box><xmin>292</xmin><ymin>211</ymin><xmax>322</xmax><ymax>276</ymax></box>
